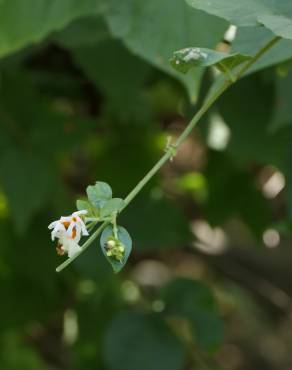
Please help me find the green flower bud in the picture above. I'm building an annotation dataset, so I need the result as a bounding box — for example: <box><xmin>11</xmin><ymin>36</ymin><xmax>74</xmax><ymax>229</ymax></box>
<box><xmin>106</xmin><ymin>236</ymin><xmax>125</xmax><ymax>262</ymax></box>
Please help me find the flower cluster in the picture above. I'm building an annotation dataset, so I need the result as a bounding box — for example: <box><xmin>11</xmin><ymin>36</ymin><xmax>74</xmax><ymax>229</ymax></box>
<box><xmin>105</xmin><ymin>236</ymin><xmax>125</xmax><ymax>262</ymax></box>
<box><xmin>48</xmin><ymin>210</ymin><xmax>89</xmax><ymax>258</ymax></box>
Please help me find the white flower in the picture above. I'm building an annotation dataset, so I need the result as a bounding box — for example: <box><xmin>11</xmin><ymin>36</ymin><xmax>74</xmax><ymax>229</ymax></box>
<box><xmin>48</xmin><ymin>210</ymin><xmax>89</xmax><ymax>258</ymax></box>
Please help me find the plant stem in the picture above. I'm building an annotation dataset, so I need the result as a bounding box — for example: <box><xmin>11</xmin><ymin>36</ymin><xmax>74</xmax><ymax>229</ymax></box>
<box><xmin>56</xmin><ymin>36</ymin><xmax>280</xmax><ymax>273</ymax></box>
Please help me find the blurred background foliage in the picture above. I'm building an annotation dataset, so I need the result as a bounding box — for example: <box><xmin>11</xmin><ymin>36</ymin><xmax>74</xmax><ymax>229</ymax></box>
<box><xmin>1</xmin><ymin>1</ymin><xmax>292</xmax><ymax>370</ymax></box>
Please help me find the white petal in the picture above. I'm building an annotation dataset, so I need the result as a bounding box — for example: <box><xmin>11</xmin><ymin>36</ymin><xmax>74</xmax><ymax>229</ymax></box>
<box><xmin>73</xmin><ymin>210</ymin><xmax>88</xmax><ymax>216</ymax></box>
<box><xmin>60</xmin><ymin>216</ymin><xmax>72</xmax><ymax>222</ymax></box>
<box><xmin>48</xmin><ymin>220</ymin><xmax>58</xmax><ymax>229</ymax></box>
<box><xmin>67</xmin><ymin>241</ymin><xmax>81</xmax><ymax>258</ymax></box>
<box><xmin>51</xmin><ymin>223</ymin><xmax>66</xmax><ymax>241</ymax></box>
<box><xmin>80</xmin><ymin>221</ymin><xmax>89</xmax><ymax>236</ymax></box>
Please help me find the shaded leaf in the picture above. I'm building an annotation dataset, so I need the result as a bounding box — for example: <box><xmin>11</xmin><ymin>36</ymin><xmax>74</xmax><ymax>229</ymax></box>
<box><xmin>232</xmin><ymin>27</ymin><xmax>292</xmax><ymax>75</ymax></box>
<box><xmin>270</xmin><ymin>70</ymin><xmax>292</xmax><ymax>131</ymax></box>
<box><xmin>54</xmin><ymin>15</ymin><xmax>109</xmax><ymax>48</ymax></box>
<box><xmin>104</xmin><ymin>0</ymin><xmax>227</xmax><ymax>101</ymax></box>
<box><xmin>162</xmin><ymin>278</ymin><xmax>223</xmax><ymax>352</ymax></box>
<box><xmin>186</xmin><ymin>0</ymin><xmax>292</xmax><ymax>30</ymax></box>
<box><xmin>0</xmin><ymin>150</ymin><xmax>54</xmax><ymax>233</ymax></box>
<box><xmin>104</xmin><ymin>312</ymin><xmax>185</xmax><ymax>370</ymax></box>
<box><xmin>0</xmin><ymin>0</ymin><xmax>103</xmax><ymax>58</ymax></box>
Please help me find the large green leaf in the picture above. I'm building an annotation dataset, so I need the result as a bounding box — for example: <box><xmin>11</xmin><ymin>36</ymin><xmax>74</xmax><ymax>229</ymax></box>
<box><xmin>54</xmin><ymin>15</ymin><xmax>109</xmax><ymax>48</ymax></box>
<box><xmin>0</xmin><ymin>0</ymin><xmax>103</xmax><ymax>58</ymax></box>
<box><xmin>104</xmin><ymin>0</ymin><xmax>227</xmax><ymax>101</ymax></box>
<box><xmin>186</xmin><ymin>0</ymin><xmax>292</xmax><ymax>31</ymax></box>
<box><xmin>217</xmin><ymin>73</ymin><xmax>287</xmax><ymax>166</ymax></box>
<box><xmin>0</xmin><ymin>150</ymin><xmax>54</xmax><ymax>233</ymax></box>
<box><xmin>258</xmin><ymin>14</ymin><xmax>292</xmax><ymax>40</ymax></box>
<box><xmin>104</xmin><ymin>312</ymin><xmax>185</xmax><ymax>370</ymax></box>
<box><xmin>72</xmin><ymin>39</ymin><xmax>151</xmax><ymax>105</ymax></box>
<box><xmin>204</xmin><ymin>151</ymin><xmax>271</xmax><ymax>237</ymax></box>
<box><xmin>232</xmin><ymin>27</ymin><xmax>292</xmax><ymax>74</ymax></box>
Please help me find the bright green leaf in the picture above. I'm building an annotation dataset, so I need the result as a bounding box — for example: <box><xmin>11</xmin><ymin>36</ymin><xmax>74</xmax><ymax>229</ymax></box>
<box><xmin>100</xmin><ymin>225</ymin><xmax>132</xmax><ymax>273</ymax></box>
<box><xmin>86</xmin><ymin>181</ymin><xmax>112</xmax><ymax>209</ymax></box>
<box><xmin>100</xmin><ymin>198</ymin><xmax>125</xmax><ymax>218</ymax></box>
<box><xmin>76</xmin><ymin>199</ymin><xmax>92</xmax><ymax>213</ymax></box>
<box><xmin>170</xmin><ymin>47</ymin><xmax>251</xmax><ymax>75</ymax></box>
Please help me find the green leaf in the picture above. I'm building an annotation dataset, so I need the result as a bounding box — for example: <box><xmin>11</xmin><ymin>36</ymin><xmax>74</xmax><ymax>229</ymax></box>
<box><xmin>86</xmin><ymin>181</ymin><xmax>112</xmax><ymax>209</ymax></box>
<box><xmin>217</xmin><ymin>73</ymin><xmax>289</xmax><ymax>167</ymax></box>
<box><xmin>104</xmin><ymin>0</ymin><xmax>227</xmax><ymax>101</ymax></box>
<box><xmin>100</xmin><ymin>225</ymin><xmax>132</xmax><ymax>273</ymax></box>
<box><xmin>186</xmin><ymin>0</ymin><xmax>292</xmax><ymax>29</ymax></box>
<box><xmin>104</xmin><ymin>312</ymin><xmax>185</xmax><ymax>370</ymax></box>
<box><xmin>100</xmin><ymin>198</ymin><xmax>125</xmax><ymax>218</ymax></box>
<box><xmin>72</xmin><ymin>39</ymin><xmax>151</xmax><ymax>118</ymax></box>
<box><xmin>258</xmin><ymin>14</ymin><xmax>292</xmax><ymax>40</ymax></box>
<box><xmin>0</xmin><ymin>0</ymin><xmax>103</xmax><ymax>58</ymax></box>
<box><xmin>232</xmin><ymin>27</ymin><xmax>292</xmax><ymax>75</ymax></box>
<box><xmin>270</xmin><ymin>70</ymin><xmax>292</xmax><ymax>131</ymax></box>
<box><xmin>162</xmin><ymin>278</ymin><xmax>223</xmax><ymax>352</ymax></box>
<box><xmin>76</xmin><ymin>199</ymin><xmax>92</xmax><ymax>213</ymax></box>
<box><xmin>204</xmin><ymin>151</ymin><xmax>271</xmax><ymax>237</ymax></box>
<box><xmin>54</xmin><ymin>15</ymin><xmax>109</xmax><ymax>48</ymax></box>
<box><xmin>170</xmin><ymin>47</ymin><xmax>251</xmax><ymax>75</ymax></box>
<box><xmin>0</xmin><ymin>150</ymin><xmax>54</xmax><ymax>233</ymax></box>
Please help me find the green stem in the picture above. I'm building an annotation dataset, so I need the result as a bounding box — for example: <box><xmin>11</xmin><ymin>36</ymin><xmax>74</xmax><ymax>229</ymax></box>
<box><xmin>56</xmin><ymin>36</ymin><xmax>280</xmax><ymax>273</ymax></box>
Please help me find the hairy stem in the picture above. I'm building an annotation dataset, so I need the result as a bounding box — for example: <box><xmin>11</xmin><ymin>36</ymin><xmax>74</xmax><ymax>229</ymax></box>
<box><xmin>56</xmin><ymin>36</ymin><xmax>280</xmax><ymax>273</ymax></box>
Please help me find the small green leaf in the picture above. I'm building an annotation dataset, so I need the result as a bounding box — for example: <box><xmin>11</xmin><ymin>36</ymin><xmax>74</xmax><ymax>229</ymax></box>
<box><xmin>76</xmin><ymin>199</ymin><xmax>92</xmax><ymax>212</ymax></box>
<box><xmin>100</xmin><ymin>225</ymin><xmax>132</xmax><ymax>273</ymax></box>
<box><xmin>86</xmin><ymin>181</ymin><xmax>112</xmax><ymax>209</ymax></box>
<box><xmin>170</xmin><ymin>47</ymin><xmax>251</xmax><ymax>75</ymax></box>
<box><xmin>100</xmin><ymin>198</ymin><xmax>125</xmax><ymax>218</ymax></box>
